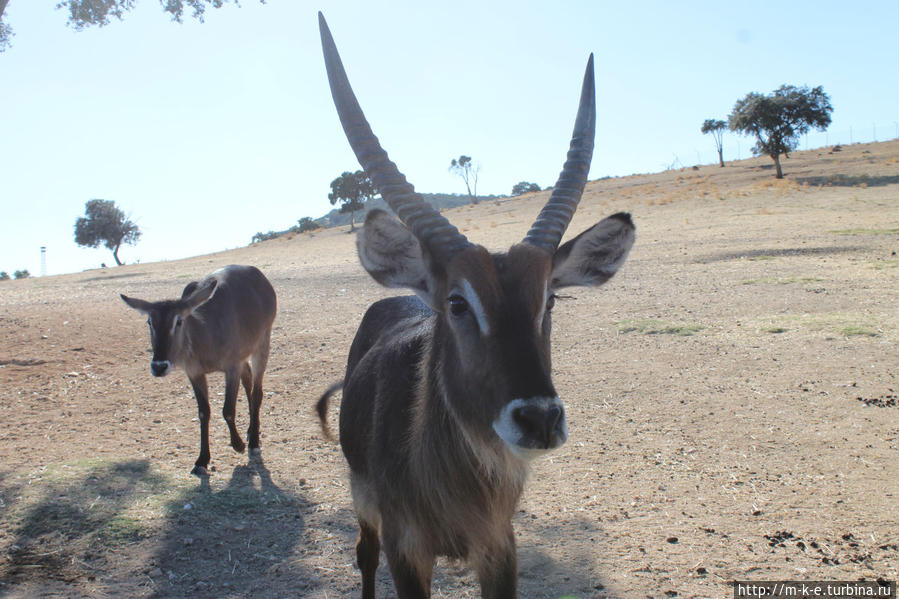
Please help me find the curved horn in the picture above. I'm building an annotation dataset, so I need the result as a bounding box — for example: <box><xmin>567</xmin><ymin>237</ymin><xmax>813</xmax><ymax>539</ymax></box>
<box><xmin>523</xmin><ymin>54</ymin><xmax>596</xmax><ymax>252</ymax></box>
<box><xmin>318</xmin><ymin>12</ymin><xmax>471</xmax><ymax>263</ymax></box>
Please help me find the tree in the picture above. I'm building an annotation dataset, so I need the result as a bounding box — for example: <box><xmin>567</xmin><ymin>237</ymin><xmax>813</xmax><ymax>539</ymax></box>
<box><xmin>13</xmin><ymin>269</ymin><xmax>30</xmax><ymax>279</ymax></box>
<box><xmin>328</xmin><ymin>170</ymin><xmax>377</xmax><ymax>231</ymax></box>
<box><xmin>0</xmin><ymin>0</ymin><xmax>264</xmax><ymax>52</ymax></box>
<box><xmin>449</xmin><ymin>155</ymin><xmax>480</xmax><ymax>204</ymax></box>
<box><xmin>0</xmin><ymin>271</ymin><xmax>9</xmax><ymax>281</ymax></box>
<box><xmin>74</xmin><ymin>199</ymin><xmax>141</xmax><ymax>266</ymax></box>
<box><xmin>297</xmin><ymin>217</ymin><xmax>320</xmax><ymax>233</ymax></box>
<box><xmin>0</xmin><ymin>0</ymin><xmax>12</xmax><ymax>52</ymax></box>
<box><xmin>701</xmin><ymin>119</ymin><xmax>727</xmax><ymax>167</ymax></box>
<box><xmin>728</xmin><ymin>85</ymin><xmax>833</xmax><ymax>179</ymax></box>
<box><xmin>511</xmin><ymin>181</ymin><xmax>540</xmax><ymax>196</ymax></box>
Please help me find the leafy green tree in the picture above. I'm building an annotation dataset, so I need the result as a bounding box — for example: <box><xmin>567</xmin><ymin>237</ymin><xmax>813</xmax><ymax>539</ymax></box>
<box><xmin>0</xmin><ymin>0</ymin><xmax>264</xmax><ymax>52</ymax></box>
<box><xmin>449</xmin><ymin>155</ymin><xmax>480</xmax><ymax>204</ymax></box>
<box><xmin>13</xmin><ymin>269</ymin><xmax>30</xmax><ymax>279</ymax></box>
<box><xmin>511</xmin><ymin>181</ymin><xmax>541</xmax><ymax>196</ymax></box>
<box><xmin>701</xmin><ymin>119</ymin><xmax>727</xmax><ymax>167</ymax></box>
<box><xmin>328</xmin><ymin>170</ymin><xmax>377</xmax><ymax>231</ymax></box>
<box><xmin>297</xmin><ymin>217</ymin><xmax>320</xmax><ymax>233</ymax></box>
<box><xmin>74</xmin><ymin>199</ymin><xmax>141</xmax><ymax>266</ymax></box>
<box><xmin>0</xmin><ymin>271</ymin><xmax>9</xmax><ymax>281</ymax></box>
<box><xmin>728</xmin><ymin>85</ymin><xmax>833</xmax><ymax>179</ymax></box>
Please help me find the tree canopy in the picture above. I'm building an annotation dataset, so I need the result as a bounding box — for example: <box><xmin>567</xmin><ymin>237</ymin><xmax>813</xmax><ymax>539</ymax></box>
<box><xmin>328</xmin><ymin>170</ymin><xmax>377</xmax><ymax>231</ymax></box>
<box><xmin>0</xmin><ymin>0</ymin><xmax>265</xmax><ymax>51</ymax></box>
<box><xmin>74</xmin><ymin>199</ymin><xmax>141</xmax><ymax>266</ymax></box>
<box><xmin>728</xmin><ymin>85</ymin><xmax>832</xmax><ymax>178</ymax></box>
<box><xmin>511</xmin><ymin>181</ymin><xmax>540</xmax><ymax>196</ymax></box>
<box><xmin>701</xmin><ymin>119</ymin><xmax>727</xmax><ymax>167</ymax></box>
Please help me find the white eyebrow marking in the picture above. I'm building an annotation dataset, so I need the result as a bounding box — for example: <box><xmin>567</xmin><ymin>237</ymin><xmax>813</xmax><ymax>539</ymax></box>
<box><xmin>459</xmin><ymin>278</ymin><xmax>490</xmax><ymax>336</ymax></box>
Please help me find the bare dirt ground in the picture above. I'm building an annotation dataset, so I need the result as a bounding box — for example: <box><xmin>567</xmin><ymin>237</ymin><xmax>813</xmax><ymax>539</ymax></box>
<box><xmin>1</xmin><ymin>141</ymin><xmax>897</xmax><ymax>599</ymax></box>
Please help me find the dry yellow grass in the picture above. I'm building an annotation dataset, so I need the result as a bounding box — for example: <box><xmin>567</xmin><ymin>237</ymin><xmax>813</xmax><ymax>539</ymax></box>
<box><xmin>0</xmin><ymin>140</ymin><xmax>897</xmax><ymax>599</ymax></box>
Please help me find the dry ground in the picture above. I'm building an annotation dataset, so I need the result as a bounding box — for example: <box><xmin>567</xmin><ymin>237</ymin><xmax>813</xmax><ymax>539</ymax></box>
<box><xmin>1</xmin><ymin>141</ymin><xmax>897</xmax><ymax>598</ymax></box>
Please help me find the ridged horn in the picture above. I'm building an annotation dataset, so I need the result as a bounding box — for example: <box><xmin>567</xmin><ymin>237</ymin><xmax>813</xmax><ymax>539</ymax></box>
<box><xmin>318</xmin><ymin>12</ymin><xmax>471</xmax><ymax>263</ymax></box>
<box><xmin>523</xmin><ymin>54</ymin><xmax>596</xmax><ymax>251</ymax></box>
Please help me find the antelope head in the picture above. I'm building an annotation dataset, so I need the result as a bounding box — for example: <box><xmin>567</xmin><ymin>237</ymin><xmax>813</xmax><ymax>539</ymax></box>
<box><xmin>320</xmin><ymin>13</ymin><xmax>635</xmax><ymax>458</ymax></box>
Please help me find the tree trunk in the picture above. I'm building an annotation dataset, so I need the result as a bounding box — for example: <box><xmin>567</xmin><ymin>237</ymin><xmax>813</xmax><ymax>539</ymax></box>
<box><xmin>772</xmin><ymin>154</ymin><xmax>783</xmax><ymax>179</ymax></box>
<box><xmin>349</xmin><ymin>210</ymin><xmax>356</xmax><ymax>232</ymax></box>
<box><xmin>718</xmin><ymin>148</ymin><xmax>724</xmax><ymax>167</ymax></box>
<box><xmin>113</xmin><ymin>244</ymin><xmax>123</xmax><ymax>266</ymax></box>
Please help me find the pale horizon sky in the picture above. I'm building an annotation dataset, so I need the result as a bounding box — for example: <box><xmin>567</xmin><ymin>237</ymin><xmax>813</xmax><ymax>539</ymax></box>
<box><xmin>2</xmin><ymin>1</ymin><xmax>897</xmax><ymax>276</ymax></box>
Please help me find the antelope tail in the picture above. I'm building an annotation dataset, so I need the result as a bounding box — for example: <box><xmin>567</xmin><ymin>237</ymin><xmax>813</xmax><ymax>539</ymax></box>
<box><xmin>316</xmin><ymin>380</ymin><xmax>343</xmax><ymax>442</ymax></box>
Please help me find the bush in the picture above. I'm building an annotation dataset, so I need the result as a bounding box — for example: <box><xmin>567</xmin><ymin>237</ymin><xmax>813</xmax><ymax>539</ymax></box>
<box><xmin>297</xmin><ymin>217</ymin><xmax>320</xmax><ymax>233</ymax></box>
<box><xmin>13</xmin><ymin>269</ymin><xmax>30</xmax><ymax>279</ymax></box>
<box><xmin>511</xmin><ymin>181</ymin><xmax>541</xmax><ymax>196</ymax></box>
<box><xmin>0</xmin><ymin>271</ymin><xmax>9</xmax><ymax>281</ymax></box>
<box><xmin>251</xmin><ymin>231</ymin><xmax>281</xmax><ymax>244</ymax></box>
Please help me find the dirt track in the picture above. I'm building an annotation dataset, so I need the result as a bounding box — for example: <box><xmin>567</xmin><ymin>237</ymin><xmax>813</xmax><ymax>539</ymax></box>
<box><xmin>1</xmin><ymin>141</ymin><xmax>897</xmax><ymax>598</ymax></box>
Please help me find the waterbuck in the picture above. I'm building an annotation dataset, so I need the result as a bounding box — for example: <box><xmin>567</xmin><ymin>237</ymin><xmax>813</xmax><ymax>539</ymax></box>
<box><xmin>121</xmin><ymin>265</ymin><xmax>277</xmax><ymax>476</ymax></box>
<box><xmin>316</xmin><ymin>13</ymin><xmax>635</xmax><ymax>598</ymax></box>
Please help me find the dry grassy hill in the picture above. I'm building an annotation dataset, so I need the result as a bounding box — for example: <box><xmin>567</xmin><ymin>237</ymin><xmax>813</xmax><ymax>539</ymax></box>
<box><xmin>0</xmin><ymin>140</ymin><xmax>897</xmax><ymax>598</ymax></box>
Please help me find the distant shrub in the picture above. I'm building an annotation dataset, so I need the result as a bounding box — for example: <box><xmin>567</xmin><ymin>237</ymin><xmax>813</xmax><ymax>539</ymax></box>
<box><xmin>13</xmin><ymin>269</ymin><xmax>30</xmax><ymax>279</ymax></box>
<box><xmin>251</xmin><ymin>231</ymin><xmax>281</xmax><ymax>244</ymax></box>
<box><xmin>0</xmin><ymin>271</ymin><xmax>9</xmax><ymax>281</ymax></box>
<box><xmin>297</xmin><ymin>217</ymin><xmax>320</xmax><ymax>233</ymax></box>
<box><xmin>511</xmin><ymin>181</ymin><xmax>541</xmax><ymax>196</ymax></box>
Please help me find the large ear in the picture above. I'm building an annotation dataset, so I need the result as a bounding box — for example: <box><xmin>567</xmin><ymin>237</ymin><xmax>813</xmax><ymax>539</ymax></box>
<box><xmin>357</xmin><ymin>209</ymin><xmax>437</xmax><ymax>306</ymax></box>
<box><xmin>120</xmin><ymin>294</ymin><xmax>154</xmax><ymax>314</ymax></box>
<box><xmin>182</xmin><ymin>279</ymin><xmax>217</xmax><ymax>312</ymax></box>
<box><xmin>551</xmin><ymin>212</ymin><xmax>635</xmax><ymax>289</ymax></box>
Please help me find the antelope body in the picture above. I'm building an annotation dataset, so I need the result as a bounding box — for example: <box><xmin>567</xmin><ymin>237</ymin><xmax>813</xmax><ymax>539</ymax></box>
<box><xmin>121</xmin><ymin>264</ymin><xmax>277</xmax><ymax>476</ymax></box>
<box><xmin>316</xmin><ymin>13</ymin><xmax>635</xmax><ymax>598</ymax></box>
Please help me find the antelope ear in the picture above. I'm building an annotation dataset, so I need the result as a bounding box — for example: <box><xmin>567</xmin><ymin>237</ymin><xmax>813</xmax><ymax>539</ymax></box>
<box><xmin>121</xmin><ymin>294</ymin><xmax>153</xmax><ymax>314</ymax></box>
<box><xmin>551</xmin><ymin>212</ymin><xmax>635</xmax><ymax>289</ymax></box>
<box><xmin>357</xmin><ymin>209</ymin><xmax>437</xmax><ymax>306</ymax></box>
<box><xmin>183</xmin><ymin>279</ymin><xmax>217</xmax><ymax>312</ymax></box>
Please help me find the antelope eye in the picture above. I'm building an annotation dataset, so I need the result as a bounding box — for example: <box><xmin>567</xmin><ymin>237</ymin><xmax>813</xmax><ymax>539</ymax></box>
<box><xmin>546</xmin><ymin>294</ymin><xmax>557</xmax><ymax>312</ymax></box>
<box><xmin>447</xmin><ymin>294</ymin><xmax>469</xmax><ymax>317</ymax></box>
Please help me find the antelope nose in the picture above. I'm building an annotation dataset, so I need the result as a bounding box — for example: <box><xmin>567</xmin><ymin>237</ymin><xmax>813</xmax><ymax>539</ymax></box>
<box><xmin>512</xmin><ymin>402</ymin><xmax>565</xmax><ymax>449</ymax></box>
<box><xmin>150</xmin><ymin>361</ymin><xmax>170</xmax><ymax>377</ymax></box>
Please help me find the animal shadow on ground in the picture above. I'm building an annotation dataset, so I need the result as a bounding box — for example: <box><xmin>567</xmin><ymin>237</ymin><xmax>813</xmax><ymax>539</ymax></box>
<box><xmin>147</xmin><ymin>453</ymin><xmax>316</xmax><ymax>598</ymax></box>
<box><xmin>0</xmin><ymin>456</ymin><xmax>317</xmax><ymax>599</ymax></box>
<box><xmin>515</xmin><ymin>513</ymin><xmax>610</xmax><ymax>599</ymax></box>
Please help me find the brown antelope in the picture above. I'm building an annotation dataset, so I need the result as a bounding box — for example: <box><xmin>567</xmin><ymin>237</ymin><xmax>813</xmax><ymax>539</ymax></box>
<box><xmin>121</xmin><ymin>265</ymin><xmax>277</xmax><ymax>476</ymax></box>
<box><xmin>316</xmin><ymin>13</ymin><xmax>635</xmax><ymax>599</ymax></box>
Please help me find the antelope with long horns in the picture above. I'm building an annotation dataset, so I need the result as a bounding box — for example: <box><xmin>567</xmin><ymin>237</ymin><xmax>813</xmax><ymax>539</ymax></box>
<box><xmin>316</xmin><ymin>13</ymin><xmax>635</xmax><ymax>598</ymax></box>
<box><xmin>121</xmin><ymin>265</ymin><xmax>277</xmax><ymax>476</ymax></box>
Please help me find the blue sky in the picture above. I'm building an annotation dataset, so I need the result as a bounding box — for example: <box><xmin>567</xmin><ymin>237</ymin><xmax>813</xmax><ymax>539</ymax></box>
<box><xmin>1</xmin><ymin>1</ymin><xmax>897</xmax><ymax>276</ymax></box>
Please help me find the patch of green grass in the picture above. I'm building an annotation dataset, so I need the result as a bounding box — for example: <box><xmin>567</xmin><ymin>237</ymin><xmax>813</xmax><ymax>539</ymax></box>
<box><xmin>839</xmin><ymin>325</ymin><xmax>880</xmax><ymax>337</ymax></box>
<box><xmin>741</xmin><ymin>276</ymin><xmax>825</xmax><ymax>285</ymax></box>
<box><xmin>759</xmin><ymin>313</ymin><xmax>885</xmax><ymax>339</ymax></box>
<box><xmin>872</xmin><ymin>259</ymin><xmax>899</xmax><ymax>270</ymax></box>
<box><xmin>616</xmin><ymin>318</ymin><xmax>704</xmax><ymax>336</ymax></box>
<box><xmin>830</xmin><ymin>228</ymin><xmax>899</xmax><ymax>236</ymax></box>
<box><xmin>7</xmin><ymin>459</ymin><xmax>180</xmax><ymax>550</ymax></box>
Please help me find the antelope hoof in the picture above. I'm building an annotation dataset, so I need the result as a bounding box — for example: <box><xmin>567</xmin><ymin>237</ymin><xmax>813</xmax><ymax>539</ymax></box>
<box><xmin>232</xmin><ymin>439</ymin><xmax>246</xmax><ymax>454</ymax></box>
<box><xmin>191</xmin><ymin>464</ymin><xmax>209</xmax><ymax>477</ymax></box>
